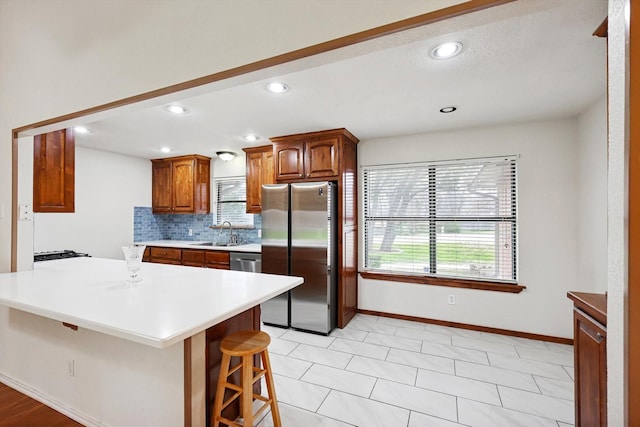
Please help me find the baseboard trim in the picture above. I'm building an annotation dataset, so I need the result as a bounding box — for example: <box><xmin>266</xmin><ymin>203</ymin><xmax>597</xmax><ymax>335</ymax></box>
<box><xmin>357</xmin><ymin>309</ymin><xmax>573</xmax><ymax>345</ymax></box>
<box><xmin>0</xmin><ymin>373</ymin><xmax>105</xmax><ymax>427</ymax></box>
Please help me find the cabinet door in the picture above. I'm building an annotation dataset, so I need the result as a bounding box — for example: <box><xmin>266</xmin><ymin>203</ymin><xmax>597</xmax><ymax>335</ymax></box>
<box><xmin>173</xmin><ymin>159</ymin><xmax>195</xmax><ymax>212</ymax></box>
<box><xmin>194</xmin><ymin>158</ymin><xmax>210</xmax><ymax>214</ymax></box>
<box><xmin>33</xmin><ymin>128</ymin><xmax>75</xmax><ymax>213</ymax></box>
<box><xmin>246</xmin><ymin>150</ymin><xmax>265</xmax><ymax>213</ymax></box>
<box><xmin>152</xmin><ymin>161</ymin><xmax>173</xmax><ymax>213</ymax></box>
<box><xmin>274</xmin><ymin>142</ymin><xmax>305</xmax><ymax>181</ymax></box>
<box><xmin>306</xmin><ymin>137</ymin><xmax>339</xmax><ymax>179</ymax></box>
<box><xmin>574</xmin><ymin>309</ymin><xmax>607</xmax><ymax>427</ymax></box>
<box><xmin>263</xmin><ymin>149</ymin><xmax>275</xmax><ymax>186</ymax></box>
<box><xmin>205</xmin><ymin>251</ymin><xmax>230</xmax><ymax>269</ymax></box>
<box><xmin>245</xmin><ymin>147</ymin><xmax>275</xmax><ymax>213</ymax></box>
<box><xmin>148</xmin><ymin>247</ymin><xmax>182</xmax><ymax>264</ymax></box>
<box><xmin>182</xmin><ymin>249</ymin><xmax>205</xmax><ymax>267</ymax></box>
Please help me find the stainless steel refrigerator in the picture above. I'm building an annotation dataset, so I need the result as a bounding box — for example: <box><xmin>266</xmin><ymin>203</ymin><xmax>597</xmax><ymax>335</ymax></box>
<box><xmin>261</xmin><ymin>181</ymin><xmax>338</xmax><ymax>335</ymax></box>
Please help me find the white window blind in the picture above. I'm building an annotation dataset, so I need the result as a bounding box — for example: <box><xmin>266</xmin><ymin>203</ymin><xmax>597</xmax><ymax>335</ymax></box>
<box><xmin>363</xmin><ymin>157</ymin><xmax>517</xmax><ymax>282</ymax></box>
<box><xmin>215</xmin><ymin>178</ymin><xmax>253</xmax><ymax>226</ymax></box>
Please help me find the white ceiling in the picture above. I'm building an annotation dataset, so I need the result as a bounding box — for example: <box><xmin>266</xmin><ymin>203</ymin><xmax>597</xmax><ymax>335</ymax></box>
<box><xmin>73</xmin><ymin>0</ymin><xmax>607</xmax><ymax>160</ymax></box>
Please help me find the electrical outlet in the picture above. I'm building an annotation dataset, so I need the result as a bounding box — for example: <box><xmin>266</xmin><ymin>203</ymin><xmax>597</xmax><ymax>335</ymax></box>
<box><xmin>448</xmin><ymin>294</ymin><xmax>456</xmax><ymax>305</ymax></box>
<box><xmin>67</xmin><ymin>360</ymin><xmax>75</xmax><ymax>377</ymax></box>
<box><xmin>257</xmin><ymin>229</ymin><xmax>262</xmax><ymax>238</ymax></box>
<box><xmin>188</xmin><ymin>229</ymin><xmax>193</xmax><ymax>236</ymax></box>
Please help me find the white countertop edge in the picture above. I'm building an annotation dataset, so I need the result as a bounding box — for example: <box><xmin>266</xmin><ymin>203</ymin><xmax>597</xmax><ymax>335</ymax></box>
<box><xmin>0</xmin><ymin>277</ymin><xmax>301</xmax><ymax>349</ymax></box>
<box><xmin>137</xmin><ymin>240</ymin><xmax>261</xmax><ymax>253</ymax></box>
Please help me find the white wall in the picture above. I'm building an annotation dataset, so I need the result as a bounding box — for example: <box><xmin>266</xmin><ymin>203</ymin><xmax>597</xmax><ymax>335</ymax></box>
<box><xmin>33</xmin><ymin>147</ymin><xmax>151</xmax><ymax>259</ymax></box>
<box><xmin>359</xmin><ymin>118</ymin><xmax>587</xmax><ymax>338</ymax></box>
<box><xmin>577</xmin><ymin>96</ymin><xmax>608</xmax><ymax>293</ymax></box>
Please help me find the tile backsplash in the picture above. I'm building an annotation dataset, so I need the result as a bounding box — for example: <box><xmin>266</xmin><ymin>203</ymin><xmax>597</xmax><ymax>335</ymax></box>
<box><xmin>134</xmin><ymin>206</ymin><xmax>261</xmax><ymax>244</ymax></box>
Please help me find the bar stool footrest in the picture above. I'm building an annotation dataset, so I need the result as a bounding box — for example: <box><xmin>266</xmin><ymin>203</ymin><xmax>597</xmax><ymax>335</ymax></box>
<box><xmin>252</xmin><ymin>398</ymin><xmax>272</xmax><ymax>420</ymax></box>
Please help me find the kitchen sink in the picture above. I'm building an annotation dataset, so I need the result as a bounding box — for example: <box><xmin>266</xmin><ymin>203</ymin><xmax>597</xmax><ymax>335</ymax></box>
<box><xmin>191</xmin><ymin>242</ymin><xmax>236</xmax><ymax>247</ymax></box>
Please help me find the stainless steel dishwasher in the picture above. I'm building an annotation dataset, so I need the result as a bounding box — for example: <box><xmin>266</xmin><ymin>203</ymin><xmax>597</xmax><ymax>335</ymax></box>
<box><xmin>230</xmin><ymin>252</ymin><xmax>261</xmax><ymax>273</ymax></box>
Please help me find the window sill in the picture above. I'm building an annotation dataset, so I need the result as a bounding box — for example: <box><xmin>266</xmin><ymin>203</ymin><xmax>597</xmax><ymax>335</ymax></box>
<box><xmin>359</xmin><ymin>271</ymin><xmax>525</xmax><ymax>294</ymax></box>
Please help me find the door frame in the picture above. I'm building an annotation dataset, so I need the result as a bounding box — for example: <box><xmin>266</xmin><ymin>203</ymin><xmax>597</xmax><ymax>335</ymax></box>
<box><xmin>628</xmin><ymin>0</ymin><xmax>638</xmax><ymax>423</ymax></box>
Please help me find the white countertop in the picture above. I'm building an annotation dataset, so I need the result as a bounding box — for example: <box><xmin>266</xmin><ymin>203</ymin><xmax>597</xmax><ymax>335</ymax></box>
<box><xmin>0</xmin><ymin>258</ymin><xmax>300</xmax><ymax>348</ymax></box>
<box><xmin>137</xmin><ymin>240</ymin><xmax>261</xmax><ymax>253</ymax></box>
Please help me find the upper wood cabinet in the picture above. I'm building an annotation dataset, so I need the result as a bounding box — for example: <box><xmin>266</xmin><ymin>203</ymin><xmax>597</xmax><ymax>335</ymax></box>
<box><xmin>33</xmin><ymin>128</ymin><xmax>75</xmax><ymax>213</ymax></box>
<box><xmin>243</xmin><ymin>145</ymin><xmax>274</xmax><ymax>213</ymax></box>
<box><xmin>151</xmin><ymin>160</ymin><xmax>173</xmax><ymax>212</ymax></box>
<box><xmin>151</xmin><ymin>155</ymin><xmax>210</xmax><ymax>214</ymax></box>
<box><xmin>270</xmin><ymin>129</ymin><xmax>356</xmax><ymax>182</ymax></box>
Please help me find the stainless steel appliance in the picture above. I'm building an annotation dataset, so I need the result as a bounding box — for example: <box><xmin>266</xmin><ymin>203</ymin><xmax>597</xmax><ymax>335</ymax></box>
<box><xmin>261</xmin><ymin>181</ymin><xmax>337</xmax><ymax>334</ymax></box>
<box><xmin>230</xmin><ymin>252</ymin><xmax>261</xmax><ymax>272</ymax></box>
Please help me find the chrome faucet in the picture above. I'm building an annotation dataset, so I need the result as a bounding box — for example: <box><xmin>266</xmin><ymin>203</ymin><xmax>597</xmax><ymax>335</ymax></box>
<box><xmin>222</xmin><ymin>221</ymin><xmax>236</xmax><ymax>245</ymax></box>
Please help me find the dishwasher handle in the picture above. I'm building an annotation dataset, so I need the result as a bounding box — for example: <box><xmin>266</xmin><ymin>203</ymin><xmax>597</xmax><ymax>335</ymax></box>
<box><xmin>230</xmin><ymin>253</ymin><xmax>262</xmax><ymax>273</ymax></box>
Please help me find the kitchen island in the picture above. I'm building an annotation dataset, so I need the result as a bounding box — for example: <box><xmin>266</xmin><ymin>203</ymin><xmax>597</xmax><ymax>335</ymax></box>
<box><xmin>0</xmin><ymin>257</ymin><xmax>302</xmax><ymax>426</ymax></box>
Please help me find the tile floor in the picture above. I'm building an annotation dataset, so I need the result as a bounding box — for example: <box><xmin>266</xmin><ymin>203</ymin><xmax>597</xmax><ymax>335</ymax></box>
<box><xmin>256</xmin><ymin>313</ymin><xmax>575</xmax><ymax>427</ymax></box>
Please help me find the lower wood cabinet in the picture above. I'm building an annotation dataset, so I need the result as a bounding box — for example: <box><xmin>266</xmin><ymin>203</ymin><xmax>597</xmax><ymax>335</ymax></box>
<box><xmin>182</xmin><ymin>249</ymin><xmax>205</xmax><ymax>267</ymax></box>
<box><xmin>143</xmin><ymin>246</ymin><xmax>230</xmax><ymax>269</ymax></box>
<box><xmin>146</xmin><ymin>247</ymin><xmax>182</xmax><ymax>265</ymax></box>
<box><xmin>568</xmin><ymin>291</ymin><xmax>607</xmax><ymax>427</ymax></box>
<box><xmin>205</xmin><ymin>251</ymin><xmax>230</xmax><ymax>270</ymax></box>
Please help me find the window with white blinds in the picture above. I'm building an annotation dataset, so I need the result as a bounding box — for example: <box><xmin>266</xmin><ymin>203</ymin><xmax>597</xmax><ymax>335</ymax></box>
<box><xmin>363</xmin><ymin>157</ymin><xmax>517</xmax><ymax>283</ymax></box>
<box><xmin>215</xmin><ymin>178</ymin><xmax>254</xmax><ymax>226</ymax></box>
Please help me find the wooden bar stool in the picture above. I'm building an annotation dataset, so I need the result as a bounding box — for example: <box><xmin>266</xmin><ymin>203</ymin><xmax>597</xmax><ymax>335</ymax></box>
<box><xmin>211</xmin><ymin>330</ymin><xmax>281</xmax><ymax>427</ymax></box>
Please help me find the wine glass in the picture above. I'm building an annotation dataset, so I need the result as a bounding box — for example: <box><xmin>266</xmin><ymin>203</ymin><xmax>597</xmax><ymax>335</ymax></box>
<box><xmin>122</xmin><ymin>244</ymin><xmax>146</xmax><ymax>283</ymax></box>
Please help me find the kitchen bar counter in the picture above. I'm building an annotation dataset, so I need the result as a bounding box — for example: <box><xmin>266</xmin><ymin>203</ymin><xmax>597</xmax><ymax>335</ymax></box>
<box><xmin>137</xmin><ymin>240</ymin><xmax>261</xmax><ymax>253</ymax></box>
<box><xmin>0</xmin><ymin>257</ymin><xmax>301</xmax><ymax>426</ymax></box>
<box><xmin>0</xmin><ymin>257</ymin><xmax>298</xmax><ymax>348</ymax></box>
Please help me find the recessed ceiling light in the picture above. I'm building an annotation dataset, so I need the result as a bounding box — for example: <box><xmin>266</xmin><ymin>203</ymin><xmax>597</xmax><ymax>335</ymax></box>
<box><xmin>430</xmin><ymin>41</ymin><xmax>463</xmax><ymax>59</ymax></box>
<box><xmin>166</xmin><ymin>104</ymin><xmax>189</xmax><ymax>114</ymax></box>
<box><xmin>266</xmin><ymin>82</ymin><xmax>289</xmax><ymax>94</ymax></box>
<box><xmin>243</xmin><ymin>134</ymin><xmax>259</xmax><ymax>142</ymax></box>
<box><xmin>160</xmin><ymin>147</ymin><xmax>171</xmax><ymax>153</ymax></box>
<box><xmin>74</xmin><ymin>126</ymin><xmax>91</xmax><ymax>134</ymax></box>
<box><xmin>439</xmin><ymin>106</ymin><xmax>458</xmax><ymax>113</ymax></box>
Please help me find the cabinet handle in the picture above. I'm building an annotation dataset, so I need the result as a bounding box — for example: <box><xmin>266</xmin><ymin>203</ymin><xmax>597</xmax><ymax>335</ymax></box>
<box><xmin>596</xmin><ymin>332</ymin><xmax>603</xmax><ymax>340</ymax></box>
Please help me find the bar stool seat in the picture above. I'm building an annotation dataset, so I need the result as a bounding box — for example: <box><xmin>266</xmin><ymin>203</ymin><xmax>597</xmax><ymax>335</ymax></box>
<box><xmin>211</xmin><ymin>330</ymin><xmax>281</xmax><ymax>427</ymax></box>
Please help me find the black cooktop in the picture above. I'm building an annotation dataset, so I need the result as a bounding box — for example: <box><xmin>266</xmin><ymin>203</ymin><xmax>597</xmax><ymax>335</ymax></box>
<box><xmin>34</xmin><ymin>250</ymin><xmax>91</xmax><ymax>262</ymax></box>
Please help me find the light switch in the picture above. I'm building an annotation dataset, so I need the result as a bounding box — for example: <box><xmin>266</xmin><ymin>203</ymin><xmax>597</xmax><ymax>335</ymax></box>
<box><xmin>19</xmin><ymin>204</ymin><xmax>32</xmax><ymax>221</ymax></box>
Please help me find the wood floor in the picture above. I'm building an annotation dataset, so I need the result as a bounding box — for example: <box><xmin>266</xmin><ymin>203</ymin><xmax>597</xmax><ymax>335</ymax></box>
<box><xmin>0</xmin><ymin>382</ymin><xmax>83</xmax><ymax>427</ymax></box>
